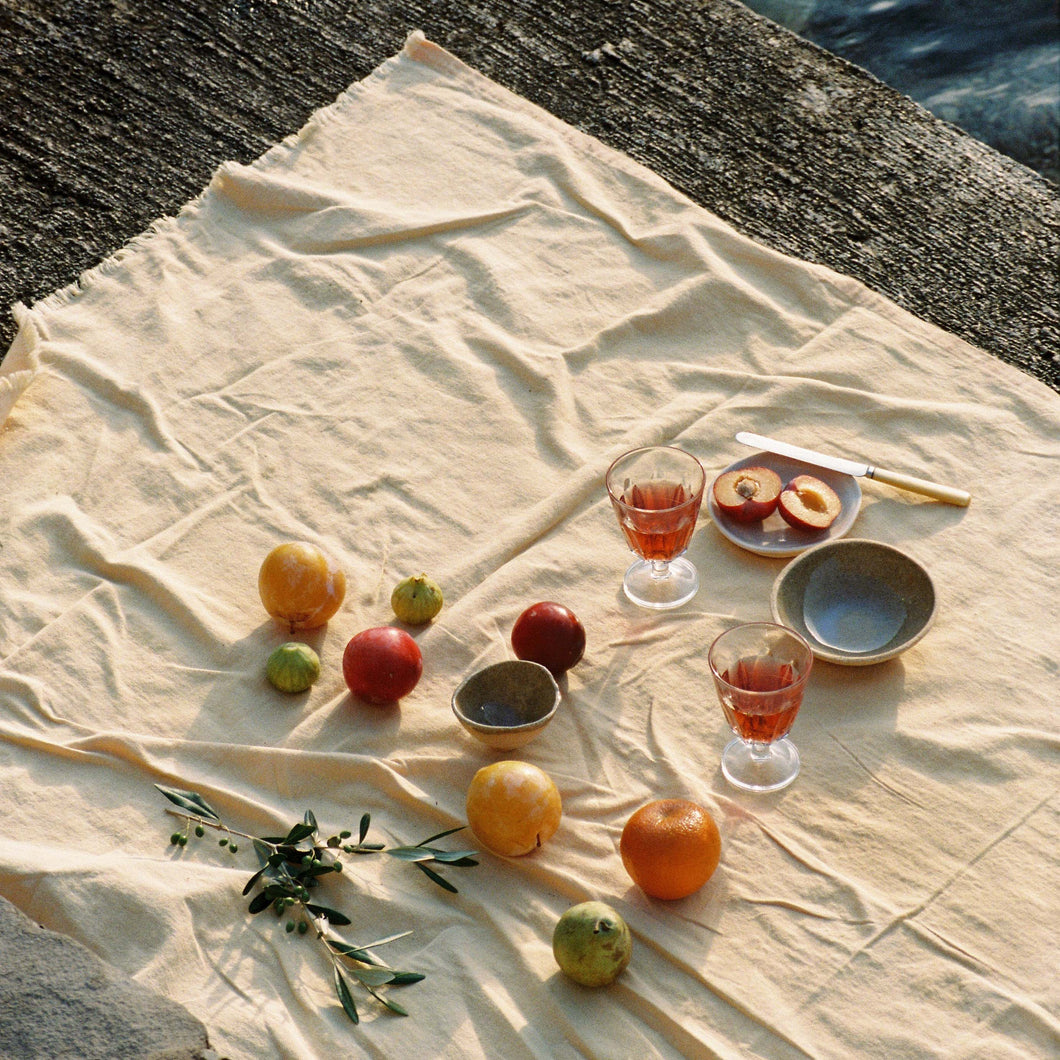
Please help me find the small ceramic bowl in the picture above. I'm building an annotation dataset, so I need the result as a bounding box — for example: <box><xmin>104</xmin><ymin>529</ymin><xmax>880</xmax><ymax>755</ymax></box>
<box><xmin>451</xmin><ymin>660</ymin><xmax>561</xmax><ymax>749</ymax></box>
<box><xmin>770</xmin><ymin>538</ymin><xmax>937</xmax><ymax>665</ymax></box>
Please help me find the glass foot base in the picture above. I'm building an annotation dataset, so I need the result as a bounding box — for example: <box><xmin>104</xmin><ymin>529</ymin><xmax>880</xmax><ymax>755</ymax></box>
<box><xmin>721</xmin><ymin>737</ymin><xmax>800</xmax><ymax>792</ymax></box>
<box><xmin>622</xmin><ymin>557</ymin><xmax>699</xmax><ymax>610</ymax></box>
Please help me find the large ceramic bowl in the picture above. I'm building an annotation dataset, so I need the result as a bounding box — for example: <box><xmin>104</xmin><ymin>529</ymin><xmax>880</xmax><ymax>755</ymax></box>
<box><xmin>451</xmin><ymin>660</ymin><xmax>561</xmax><ymax>749</ymax></box>
<box><xmin>770</xmin><ymin>538</ymin><xmax>937</xmax><ymax>665</ymax></box>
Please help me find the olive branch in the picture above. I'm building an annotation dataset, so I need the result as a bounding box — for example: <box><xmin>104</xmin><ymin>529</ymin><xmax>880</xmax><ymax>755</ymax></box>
<box><xmin>156</xmin><ymin>785</ymin><xmax>478</xmax><ymax>1025</ymax></box>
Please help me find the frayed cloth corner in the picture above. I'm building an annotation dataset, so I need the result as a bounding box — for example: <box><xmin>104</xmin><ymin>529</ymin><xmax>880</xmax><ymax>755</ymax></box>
<box><xmin>0</xmin><ymin>304</ymin><xmax>45</xmax><ymax>427</ymax></box>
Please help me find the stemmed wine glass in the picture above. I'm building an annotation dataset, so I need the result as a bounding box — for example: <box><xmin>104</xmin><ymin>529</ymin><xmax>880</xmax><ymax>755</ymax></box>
<box><xmin>605</xmin><ymin>446</ymin><xmax>706</xmax><ymax>610</ymax></box>
<box><xmin>708</xmin><ymin>622</ymin><xmax>814</xmax><ymax>792</ymax></box>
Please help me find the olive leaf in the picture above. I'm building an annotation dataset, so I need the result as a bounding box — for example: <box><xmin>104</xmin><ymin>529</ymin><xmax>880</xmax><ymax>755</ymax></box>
<box><xmin>415</xmin><ymin>862</ymin><xmax>459</xmax><ymax>893</ymax></box>
<box><xmin>371</xmin><ymin>991</ymin><xmax>410</xmax><ymax>1017</ymax></box>
<box><xmin>247</xmin><ymin>890</ymin><xmax>276</xmax><ymax>915</ymax></box>
<box><xmin>421</xmin><ymin>848</ymin><xmax>479</xmax><ymax>865</ymax></box>
<box><xmin>387</xmin><ymin>971</ymin><xmax>426</xmax><ymax>986</ymax></box>
<box><xmin>242</xmin><ymin>867</ymin><xmax>267</xmax><ymax>896</ymax></box>
<box><xmin>335</xmin><ymin>968</ymin><xmax>359</xmax><ymax>1024</ymax></box>
<box><xmin>282</xmin><ymin>821</ymin><xmax>317</xmax><ymax>846</ymax></box>
<box><xmin>416</xmin><ymin>824</ymin><xmax>467</xmax><ymax>845</ymax></box>
<box><xmin>385</xmin><ymin>847</ymin><xmax>437</xmax><ymax>863</ymax></box>
<box><xmin>305</xmin><ymin>903</ymin><xmax>352</xmax><ymax>926</ymax></box>
<box><xmin>155</xmin><ymin>785</ymin><xmax>220</xmax><ymax>822</ymax></box>
<box><xmin>329</xmin><ymin>930</ymin><xmax>413</xmax><ymax>963</ymax></box>
<box><xmin>347</xmin><ymin>966</ymin><xmax>397</xmax><ymax>987</ymax></box>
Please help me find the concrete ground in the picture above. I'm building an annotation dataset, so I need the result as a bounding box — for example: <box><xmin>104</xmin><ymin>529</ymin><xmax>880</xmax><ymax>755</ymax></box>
<box><xmin>0</xmin><ymin>2</ymin><xmax>1057</xmax><ymax>1057</ymax></box>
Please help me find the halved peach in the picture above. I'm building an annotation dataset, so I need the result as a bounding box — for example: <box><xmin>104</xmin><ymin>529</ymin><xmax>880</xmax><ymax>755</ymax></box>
<box><xmin>777</xmin><ymin>474</ymin><xmax>842</xmax><ymax>531</ymax></box>
<box><xmin>712</xmin><ymin>466</ymin><xmax>782</xmax><ymax>523</ymax></box>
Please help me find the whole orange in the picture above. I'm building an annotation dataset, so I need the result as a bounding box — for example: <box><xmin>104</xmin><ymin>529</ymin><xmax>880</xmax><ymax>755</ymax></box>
<box><xmin>258</xmin><ymin>541</ymin><xmax>346</xmax><ymax>632</ymax></box>
<box><xmin>465</xmin><ymin>760</ymin><xmax>562</xmax><ymax>857</ymax></box>
<box><xmin>620</xmin><ymin>799</ymin><xmax>721</xmax><ymax>900</ymax></box>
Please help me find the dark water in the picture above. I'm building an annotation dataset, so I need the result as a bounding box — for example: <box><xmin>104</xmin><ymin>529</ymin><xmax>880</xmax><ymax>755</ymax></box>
<box><xmin>744</xmin><ymin>0</ymin><xmax>1059</xmax><ymax>185</ymax></box>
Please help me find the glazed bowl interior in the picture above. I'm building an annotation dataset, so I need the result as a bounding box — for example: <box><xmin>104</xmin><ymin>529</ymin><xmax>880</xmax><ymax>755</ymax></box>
<box><xmin>771</xmin><ymin>538</ymin><xmax>937</xmax><ymax>666</ymax></box>
<box><xmin>452</xmin><ymin>660</ymin><xmax>561</xmax><ymax>749</ymax></box>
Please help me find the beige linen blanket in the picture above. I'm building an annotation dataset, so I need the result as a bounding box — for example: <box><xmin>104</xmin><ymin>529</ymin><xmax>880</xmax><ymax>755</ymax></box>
<box><xmin>1</xmin><ymin>32</ymin><xmax>1057</xmax><ymax>1059</ymax></box>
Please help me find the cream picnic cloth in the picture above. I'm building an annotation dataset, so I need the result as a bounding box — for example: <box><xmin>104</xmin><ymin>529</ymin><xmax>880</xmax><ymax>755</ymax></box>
<box><xmin>1</xmin><ymin>32</ymin><xmax>1057</xmax><ymax>1060</ymax></box>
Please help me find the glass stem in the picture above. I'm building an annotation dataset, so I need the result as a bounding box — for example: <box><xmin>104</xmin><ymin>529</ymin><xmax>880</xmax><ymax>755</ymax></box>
<box><xmin>650</xmin><ymin>560</ymin><xmax>670</xmax><ymax>579</ymax></box>
<box><xmin>748</xmin><ymin>740</ymin><xmax>773</xmax><ymax>763</ymax></box>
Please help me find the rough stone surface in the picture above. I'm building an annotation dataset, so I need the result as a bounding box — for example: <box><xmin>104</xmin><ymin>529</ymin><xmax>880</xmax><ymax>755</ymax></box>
<box><xmin>0</xmin><ymin>0</ymin><xmax>1056</xmax><ymax>390</ymax></box>
<box><xmin>0</xmin><ymin>896</ymin><xmax>212</xmax><ymax>1060</ymax></box>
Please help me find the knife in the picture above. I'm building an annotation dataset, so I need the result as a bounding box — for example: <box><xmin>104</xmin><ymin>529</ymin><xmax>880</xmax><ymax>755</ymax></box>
<box><xmin>735</xmin><ymin>432</ymin><xmax>971</xmax><ymax>507</ymax></box>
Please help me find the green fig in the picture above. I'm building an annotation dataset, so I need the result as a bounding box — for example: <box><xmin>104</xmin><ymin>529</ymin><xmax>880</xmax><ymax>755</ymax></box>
<box><xmin>266</xmin><ymin>642</ymin><xmax>321</xmax><ymax>693</ymax></box>
<box><xmin>552</xmin><ymin>901</ymin><xmax>632</xmax><ymax>987</ymax></box>
<box><xmin>391</xmin><ymin>573</ymin><xmax>444</xmax><ymax>624</ymax></box>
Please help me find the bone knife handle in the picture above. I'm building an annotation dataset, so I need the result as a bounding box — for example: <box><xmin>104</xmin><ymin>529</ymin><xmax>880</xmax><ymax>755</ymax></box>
<box><xmin>867</xmin><ymin>466</ymin><xmax>971</xmax><ymax>507</ymax></box>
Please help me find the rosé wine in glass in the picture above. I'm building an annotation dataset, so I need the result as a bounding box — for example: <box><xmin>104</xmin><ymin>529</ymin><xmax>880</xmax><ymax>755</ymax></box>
<box><xmin>709</xmin><ymin>623</ymin><xmax>813</xmax><ymax>792</ymax></box>
<box><xmin>606</xmin><ymin>446</ymin><xmax>705</xmax><ymax>610</ymax></box>
<box><xmin>616</xmin><ymin>480</ymin><xmax>699</xmax><ymax>560</ymax></box>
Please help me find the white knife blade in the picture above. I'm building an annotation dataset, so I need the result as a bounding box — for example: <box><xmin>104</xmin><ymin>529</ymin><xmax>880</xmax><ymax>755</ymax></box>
<box><xmin>735</xmin><ymin>432</ymin><xmax>971</xmax><ymax>507</ymax></box>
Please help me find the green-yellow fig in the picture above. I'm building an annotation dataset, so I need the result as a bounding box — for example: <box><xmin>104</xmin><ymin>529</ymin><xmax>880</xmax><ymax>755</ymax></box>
<box><xmin>391</xmin><ymin>573</ymin><xmax>444</xmax><ymax>624</ymax></box>
<box><xmin>552</xmin><ymin>901</ymin><xmax>632</xmax><ymax>987</ymax></box>
<box><xmin>266</xmin><ymin>642</ymin><xmax>321</xmax><ymax>693</ymax></box>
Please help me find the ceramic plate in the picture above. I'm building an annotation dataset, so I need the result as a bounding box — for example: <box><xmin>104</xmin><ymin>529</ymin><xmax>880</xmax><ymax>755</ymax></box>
<box><xmin>707</xmin><ymin>452</ymin><xmax>861</xmax><ymax>558</ymax></box>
